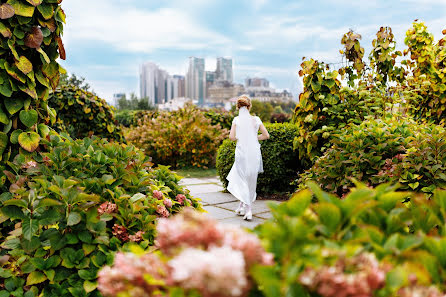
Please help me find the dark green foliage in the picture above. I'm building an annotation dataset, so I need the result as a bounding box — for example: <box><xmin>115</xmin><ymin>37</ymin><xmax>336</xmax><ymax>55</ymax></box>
<box><xmin>48</xmin><ymin>85</ymin><xmax>124</xmax><ymax>141</ymax></box>
<box><xmin>0</xmin><ymin>134</ymin><xmax>201</xmax><ymax>297</ymax></box>
<box><xmin>216</xmin><ymin>123</ymin><xmax>301</xmax><ymax>194</ymax></box>
<box><xmin>115</xmin><ymin>110</ymin><xmax>158</xmax><ymax>128</ymax></box>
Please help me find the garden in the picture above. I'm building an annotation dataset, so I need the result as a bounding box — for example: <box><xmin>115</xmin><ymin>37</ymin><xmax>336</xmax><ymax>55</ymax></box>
<box><xmin>0</xmin><ymin>1</ymin><xmax>445</xmax><ymax>296</ymax></box>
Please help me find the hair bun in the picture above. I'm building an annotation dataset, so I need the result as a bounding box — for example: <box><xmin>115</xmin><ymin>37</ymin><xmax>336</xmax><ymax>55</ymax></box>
<box><xmin>237</xmin><ymin>95</ymin><xmax>251</xmax><ymax>109</ymax></box>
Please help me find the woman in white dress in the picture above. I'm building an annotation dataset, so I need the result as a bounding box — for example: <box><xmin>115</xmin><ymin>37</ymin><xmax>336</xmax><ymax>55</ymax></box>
<box><xmin>227</xmin><ymin>95</ymin><xmax>270</xmax><ymax>220</ymax></box>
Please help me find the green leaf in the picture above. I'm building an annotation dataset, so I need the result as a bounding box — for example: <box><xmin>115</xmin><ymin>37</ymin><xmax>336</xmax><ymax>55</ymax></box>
<box><xmin>0</xmin><ymin>22</ymin><xmax>11</xmax><ymax>38</ymax></box>
<box><xmin>25</xmin><ymin>0</ymin><xmax>42</xmax><ymax>6</ymax></box>
<box><xmin>44</xmin><ymin>269</ymin><xmax>55</xmax><ymax>282</ymax></box>
<box><xmin>313</xmin><ymin>202</ymin><xmax>341</xmax><ymax>233</ymax></box>
<box><xmin>1</xmin><ymin>205</ymin><xmax>24</xmax><ymax>219</ymax></box>
<box><xmin>10</xmin><ymin>129</ymin><xmax>22</xmax><ymax>144</ymax></box>
<box><xmin>7</xmin><ymin>0</ymin><xmax>35</xmax><ymax>17</ymax></box>
<box><xmin>36</xmin><ymin>47</ymin><xmax>50</xmax><ymax>64</ymax></box>
<box><xmin>3</xmin><ymin>198</ymin><xmax>28</xmax><ymax>208</ymax></box>
<box><xmin>16</xmin><ymin>56</ymin><xmax>33</xmax><ymax>74</ymax></box>
<box><xmin>0</xmin><ymin>73</ymin><xmax>12</xmax><ymax>97</ymax></box>
<box><xmin>0</xmin><ymin>106</ymin><xmax>9</xmax><ymax>125</ymax></box>
<box><xmin>83</xmin><ymin>281</ymin><xmax>97</xmax><ymax>294</ymax></box>
<box><xmin>22</xmin><ymin>217</ymin><xmax>39</xmax><ymax>240</ymax></box>
<box><xmin>18</xmin><ymin>131</ymin><xmax>40</xmax><ymax>152</ymax></box>
<box><xmin>37</xmin><ymin>3</ymin><xmax>53</xmax><ymax>19</ymax></box>
<box><xmin>78</xmin><ymin>269</ymin><xmax>97</xmax><ymax>280</ymax></box>
<box><xmin>19</xmin><ymin>109</ymin><xmax>38</xmax><ymax>127</ymax></box>
<box><xmin>4</xmin><ymin>97</ymin><xmax>24</xmax><ymax>115</ymax></box>
<box><xmin>37</xmin><ymin>123</ymin><xmax>49</xmax><ymax>138</ymax></box>
<box><xmin>67</xmin><ymin>212</ymin><xmax>81</xmax><ymax>226</ymax></box>
<box><xmin>26</xmin><ymin>271</ymin><xmax>47</xmax><ymax>286</ymax></box>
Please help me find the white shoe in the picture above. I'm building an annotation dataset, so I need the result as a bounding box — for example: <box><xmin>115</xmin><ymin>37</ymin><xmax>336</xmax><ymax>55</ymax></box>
<box><xmin>243</xmin><ymin>211</ymin><xmax>252</xmax><ymax>221</ymax></box>
<box><xmin>235</xmin><ymin>204</ymin><xmax>246</xmax><ymax>216</ymax></box>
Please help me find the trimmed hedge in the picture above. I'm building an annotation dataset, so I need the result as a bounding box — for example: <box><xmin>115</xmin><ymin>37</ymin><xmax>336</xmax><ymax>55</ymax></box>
<box><xmin>216</xmin><ymin>123</ymin><xmax>301</xmax><ymax>194</ymax></box>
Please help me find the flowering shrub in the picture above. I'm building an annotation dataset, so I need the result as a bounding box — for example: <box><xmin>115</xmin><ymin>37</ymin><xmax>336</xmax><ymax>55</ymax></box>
<box><xmin>0</xmin><ymin>135</ymin><xmax>201</xmax><ymax>297</ymax></box>
<box><xmin>98</xmin><ymin>209</ymin><xmax>273</xmax><ymax>297</ymax></box>
<box><xmin>217</xmin><ymin>123</ymin><xmax>301</xmax><ymax>194</ymax></box>
<box><xmin>252</xmin><ymin>182</ymin><xmax>446</xmax><ymax>296</ymax></box>
<box><xmin>49</xmin><ymin>85</ymin><xmax>124</xmax><ymax>141</ymax></box>
<box><xmin>126</xmin><ymin>104</ymin><xmax>228</xmax><ymax>168</ymax></box>
<box><xmin>298</xmin><ymin>117</ymin><xmax>445</xmax><ymax>197</ymax></box>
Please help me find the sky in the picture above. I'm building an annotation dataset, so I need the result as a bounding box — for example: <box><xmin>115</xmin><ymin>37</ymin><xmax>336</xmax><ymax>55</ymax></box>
<box><xmin>61</xmin><ymin>0</ymin><xmax>446</xmax><ymax>103</ymax></box>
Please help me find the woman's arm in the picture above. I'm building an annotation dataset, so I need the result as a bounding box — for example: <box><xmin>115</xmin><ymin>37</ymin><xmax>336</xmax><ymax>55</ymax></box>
<box><xmin>258</xmin><ymin>123</ymin><xmax>270</xmax><ymax>141</ymax></box>
<box><xmin>229</xmin><ymin>122</ymin><xmax>237</xmax><ymax>141</ymax></box>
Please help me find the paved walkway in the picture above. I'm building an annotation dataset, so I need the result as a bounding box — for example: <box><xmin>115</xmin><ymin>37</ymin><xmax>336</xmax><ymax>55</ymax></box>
<box><xmin>180</xmin><ymin>176</ymin><xmax>278</xmax><ymax>229</ymax></box>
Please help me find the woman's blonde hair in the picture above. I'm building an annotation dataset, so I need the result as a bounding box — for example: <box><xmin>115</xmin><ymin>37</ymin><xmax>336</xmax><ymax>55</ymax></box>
<box><xmin>236</xmin><ymin>95</ymin><xmax>251</xmax><ymax>109</ymax></box>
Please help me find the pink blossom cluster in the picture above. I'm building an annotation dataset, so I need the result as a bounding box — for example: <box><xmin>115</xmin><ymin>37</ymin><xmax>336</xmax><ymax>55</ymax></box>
<box><xmin>299</xmin><ymin>253</ymin><xmax>386</xmax><ymax>297</ymax></box>
<box><xmin>153</xmin><ymin>190</ymin><xmax>163</xmax><ymax>200</ymax></box>
<box><xmin>156</xmin><ymin>204</ymin><xmax>170</xmax><ymax>218</ymax></box>
<box><xmin>98</xmin><ymin>252</ymin><xmax>166</xmax><ymax>297</ymax></box>
<box><xmin>99</xmin><ymin>209</ymin><xmax>273</xmax><ymax>297</ymax></box>
<box><xmin>129</xmin><ymin>231</ymin><xmax>145</xmax><ymax>242</ymax></box>
<box><xmin>22</xmin><ymin>160</ymin><xmax>37</xmax><ymax>169</ymax></box>
<box><xmin>163</xmin><ymin>198</ymin><xmax>173</xmax><ymax>208</ymax></box>
<box><xmin>169</xmin><ymin>246</ymin><xmax>248</xmax><ymax>297</ymax></box>
<box><xmin>175</xmin><ymin>193</ymin><xmax>186</xmax><ymax>205</ymax></box>
<box><xmin>98</xmin><ymin>202</ymin><xmax>118</xmax><ymax>215</ymax></box>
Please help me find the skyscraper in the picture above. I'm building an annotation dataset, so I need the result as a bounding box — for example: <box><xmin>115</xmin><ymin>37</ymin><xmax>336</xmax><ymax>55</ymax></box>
<box><xmin>186</xmin><ymin>57</ymin><xmax>206</xmax><ymax>104</ymax></box>
<box><xmin>216</xmin><ymin>57</ymin><xmax>233</xmax><ymax>83</ymax></box>
<box><xmin>173</xmin><ymin>75</ymin><xmax>185</xmax><ymax>98</ymax></box>
<box><xmin>140</xmin><ymin>62</ymin><xmax>174</xmax><ymax>105</ymax></box>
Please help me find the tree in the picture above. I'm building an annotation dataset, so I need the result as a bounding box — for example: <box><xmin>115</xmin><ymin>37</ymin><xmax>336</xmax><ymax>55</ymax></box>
<box><xmin>59</xmin><ymin>73</ymin><xmax>92</xmax><ymax>92</ymax></box>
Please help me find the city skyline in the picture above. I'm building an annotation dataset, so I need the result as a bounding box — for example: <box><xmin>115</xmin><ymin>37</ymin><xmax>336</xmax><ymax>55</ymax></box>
<box><xmin>61</xmin><ymin>0</ymin><xmax>446</xmax><ymax>103</ymax></box>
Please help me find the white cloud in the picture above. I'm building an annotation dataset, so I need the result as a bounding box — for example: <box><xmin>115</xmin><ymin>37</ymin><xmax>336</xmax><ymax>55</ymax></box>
<box><xmin>63</xmin><ymin>0</ymin><xmax>232</xmax><ymax>53</ymax></box>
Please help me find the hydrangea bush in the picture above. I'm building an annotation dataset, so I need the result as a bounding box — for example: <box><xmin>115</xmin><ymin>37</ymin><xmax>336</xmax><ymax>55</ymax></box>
<box><xmin>98</xmin><ymin>209</ymin><xmax>273</xmax><ymax>297</ymax></box>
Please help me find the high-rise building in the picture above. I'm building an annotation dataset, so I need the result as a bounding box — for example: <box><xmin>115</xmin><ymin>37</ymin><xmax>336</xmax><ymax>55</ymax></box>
<box><xmin>186</xmin><ymin>57</ymin><xmax>206</xmax><ymax>104</ymax></box>
<box><xmin>216</xmin><ymin>57</ymin><xmax>233</xmax><ymax>83</ymax></box>
<box><xmin>140</xmin><ymin>62</ymin><xmax>176</xmax><ymax>105</ymax></box>
<box><xmin>140</xmin><ymin>62</ymin><xmax>158</xmax><ymax>105</ymax></box>
<box><xmin>173</xmin><ymin>75</ymin><xmax>185</xmax><ymax>98</ymax></box>
<box><xmin>245</xmin><ymin>77</ymin><xmax>270</xmax><ymax>88</ymax></box>
<box><xmin>206</xmin><ymin>71</ymin><xmax>216</xmax><ymax>99</ymax></box>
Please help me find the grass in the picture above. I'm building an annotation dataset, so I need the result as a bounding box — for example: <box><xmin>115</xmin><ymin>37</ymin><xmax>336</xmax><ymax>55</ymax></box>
<box><xmin>174</xmin><ymin>167</ymin><xmax>217</xmax><ymax>178</ymax></box>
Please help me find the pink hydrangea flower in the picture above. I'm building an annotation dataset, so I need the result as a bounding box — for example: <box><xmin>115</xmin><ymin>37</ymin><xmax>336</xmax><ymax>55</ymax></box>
<box><xmin>112</xmin><ymin>224</ymin><xmax>129</xmax><ymax>242</ymax></box>
<box><xmin>175</xmin><ymin>194</ymin><xmax>186</xmax><ymax>205</ymax></box>
<box><xmin>129</xmin><ymin>231</ymin><xmax>145</xmax><ymax>242</ymax></box>
<box><xmin>156</xmin><ymin>204</ymin><xmax>170</xmax><ymax>218</ymax></box>
<box><xmin>98</xmin><ymin>252</ymin><xmax>166</xmax><ymax>296</ymax></box>
<box><xmin>22</xmin><ymin>160</ymin><xmax>37</xmax><ymax>169</ymax></box>
<box><xmin>168</xmin><ymin>246</ymin><xmax>248</xmax><ymax>297</ymax></box>
<box><xmin>98</xmin><ymin>202</ymin><xmax>118</xmax><ymax>215</ymax></box>
<box><xmin>153</xmin><ymin>190</ymin><xmax>163</xmax><ymax>200</ymax></box>
<box><xmin>163</xmin><ymin>199</ymin><xmax>173</xmax><ymax>208</ymax></box>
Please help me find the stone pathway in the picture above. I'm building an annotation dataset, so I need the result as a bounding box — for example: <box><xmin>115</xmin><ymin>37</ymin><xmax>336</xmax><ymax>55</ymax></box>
<box><xmin>180</xmin><ymin>176</ymin><xmax>278</xmax><ymax>229</ymax></box>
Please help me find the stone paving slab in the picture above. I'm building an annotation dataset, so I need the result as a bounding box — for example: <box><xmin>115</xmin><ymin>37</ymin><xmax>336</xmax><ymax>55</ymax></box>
<box><xmin>187</xmin><ymin>184</ymin><xmax>225</xmax><ymax>195</ymax></box>
<box><xmin>196</xmin><ymin>192</ymin><xmax>237</xmax><ymax>206</ymax></box>
<box><xmin>255</xmin><ymin>212</ymin><xmax>274</xmax><ymax>220</ymax></box>
<box><xmin>219</xmin><ymin>216</ymin><xmax>264</xmax><ymax>229</ymax></box>
<box><xmin>201</xmin><ymin>177</ymin><xmax>222</xmax><ymax>185</ymax></box>
<box><xmin>179</xmin><ymin>178</ymin><xmax>210</xmax><ymax>186</ymax></box>
<box><xmin>202</xmin><ymin>205</ymin><xmax>235</xmax><ymax>220</ymax></box>
<box><xmin>217</xmin><ymin>200</ymin><xmax>279</xmax><ymax>215</ymax></box>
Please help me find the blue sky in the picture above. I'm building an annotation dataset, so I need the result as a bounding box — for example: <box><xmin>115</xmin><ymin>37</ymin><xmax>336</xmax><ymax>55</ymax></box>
<box><xmin>61</xmin><ymin>0</ymin><xmax>446</xmax><ymax>103</ymax></box>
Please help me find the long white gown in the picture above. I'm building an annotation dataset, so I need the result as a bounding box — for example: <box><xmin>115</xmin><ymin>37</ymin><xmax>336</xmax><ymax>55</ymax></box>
<box><xmin>226</xmin><ymin>107</ymin><xmax>264</xmax><ymax>206</ymax></box>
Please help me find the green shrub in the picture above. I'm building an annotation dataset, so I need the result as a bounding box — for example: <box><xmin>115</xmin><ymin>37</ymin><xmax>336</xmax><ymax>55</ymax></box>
<box><xmin>115</xmin><ymin>110</ymin><xmax>158</xmax><ymax>128</ymax></box>
<box><xmin>298</xmin><ymin>116</ymin><xmax>446</xmax><ymax>197</ymax></box>
<box><xmin>216</xmin><ymin>123</ymin><xmax>301</xmax><ymax>194</ymax></box>
<box><xmin>253</xmin><ymin>182</ymin><xmax>446</xmax><ymax>296</ymax></box>
<box><xmin>0</xmin><ymin>134</ymin><xmax>201</xmax><ymax>297</ymax></box>
<box><xmin>48</xmin><ymin>85</ymin><xmax>123</xmax><ymax>141</ymax></box>
<box><xmin>203</xmin><ymin>109</ymin><xmax>234</xmax><ymax>130</ymax></box>
<box><xmin>394</xmin><ymin>124</ymin><xmax>446</xmax><ymax>195</ymax></box>
<box><xmin>298</xmin><ymin>116</ymin><xmax>417</xmax><ymax>196</ymax></box>
<box><xmin>126</xmin><ymin>104</ymin><xmax>228</xmax><ymax>168</ymax></box>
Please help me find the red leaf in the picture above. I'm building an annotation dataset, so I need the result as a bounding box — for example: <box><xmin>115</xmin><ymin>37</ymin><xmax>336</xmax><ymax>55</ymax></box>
<box><xmin>24</xmin><ymin>26</ymin><xmax>43</xmax><ymax>49</ymax></box>
<box><xmin>56</xmin><ymin>36</ymin><xmax>66</xmax><ymax>60</ymax></box>
<box><xmin>0</xmin><ymin>3</ymin><xmax>15</xmax><ymax>19</ymax></box>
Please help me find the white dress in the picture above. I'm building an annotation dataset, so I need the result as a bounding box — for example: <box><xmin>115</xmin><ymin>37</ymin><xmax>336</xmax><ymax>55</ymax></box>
<box><xmin>226</xmin><ymin>107</ymin><xmax>264</xmax><ymax>206</ymax></box>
